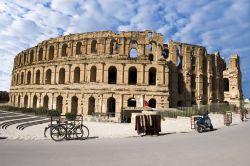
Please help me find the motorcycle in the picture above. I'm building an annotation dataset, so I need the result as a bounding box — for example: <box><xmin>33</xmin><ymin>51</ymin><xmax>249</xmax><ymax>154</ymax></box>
<box><xmin>195</xmin><ymin>112</ymin><xmax>213</xmax><ymax>133</ymax></box>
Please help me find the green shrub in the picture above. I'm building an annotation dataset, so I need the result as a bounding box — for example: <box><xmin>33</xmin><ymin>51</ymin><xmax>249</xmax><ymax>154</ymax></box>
<box><xmin>47</xmin><ymin>109</ymin><xmax>61</xmax><ymax>117</ymax></box>
<box><xmin>21</xmin><ymin>107</ymin><xmax>36</xmax><ymax>114</ymax></box>
<box><xmin>35</xmin><ymin>107</ymin><xmax>48</xmax><ymax>115</ymax></box>
<box><xmin>65</xmin><ymin>112</ymin><xmax>77</xmax><ymax>121</ymax></box>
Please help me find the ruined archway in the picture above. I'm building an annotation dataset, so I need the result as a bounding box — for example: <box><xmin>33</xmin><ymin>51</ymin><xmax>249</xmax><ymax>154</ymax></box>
<box><xmin>43</xmin><ymin>95</ymin><xmax>49</xmax><ymax>109</ymax></box>
<box><xmin>30</xmin><ymin>50</ymin><xmax>34</xmax><ymax>63</ymax></box>
<box><xmin>35</xmin><ymin>70</ymin><xmax>40</xmax><ymax>84</ymax></box>
<box><xmin>74</xmin><ymin>67</ymin><xmax>80</xmax><ymax>83</ymax></box>
<box><xmin>224</xmin><ymin>78</ymin><xmax>229</xmax><ymax>92</ymax></box>
<box><xmin>27</xmin><ymin>71</ymin><xmax>31</xmax><ymax>84</ymax></box>
<box><xmin>56</xmin><ymin>95</ymin><xmax>63</xmax><ymax>112</ymax></box>
<box><xmin>107</xmin><ymin>97</ymin><xmax>116</xmax><ymax>117</ymax></box>
<box><xmin>108</xmin><ymin>66</ymin><xmax>117</xmax><ymax>84</ymax></box>
<box><xmin>148</xmin><ymin>98</ymin><xmax>156</xmax><ymax>108</ymax></box>
<box><xmin>76</xmin><ymin>42</ymin><xmax>82</xmax><ymax>54</ymax></box>
<box><xmin>71</xmin><ymin>96</ymin><xmax>78</xmax><ymax>114</ymax></box>
<box><xmin>24</xmin><ymin>95</ymin><xmax>28</xmax><ymax>108</ymax></box>
<box><xmin>33</xmin><ymin>95</ymin><xmax>38</xmax><ymax>108</ymax></box>
<box><xmin>18</xmin><ymin>95</ymin><xmax>21</xmax><ymax>107</ymax></box>
<box><xmin>88</xmin><ymin>96</ymin><xmax>95</xmax><ymax>115</ymax></box>
<box><xmin>59</xmin><ymin>68</ymin><xmax>65</xmax><ymax>84</ymax></box>
<box><xmin>61</xmin><ymin>44</ymin><xmax>67</xmax><ymax>57</ymax></box>
<box><xmin>148</xmin><ymin>67</ymin><xmax>156</xmax><ymax>85</ymax></box>
<box><xmin>128</xmin><ymin>67</ymin><xmax>137</xmax><ymax>85</ymax></box>
<box><xmin>45</xmin><ymin>69</ymin><xmax>52</xmax><ymax>84</ymax></box>
<box><xmin>38</xmin><ymin>48</ymin><xmax>43</xmax><ymax>61</ymax></box>
<box><xmin>90</xmin><ymin>66</ymin><xmax>97</xmax><ymax>82</ymax></box>
<box><xmin>49</xmin><ymin>46</ymin><xmax>54</xmax><ymax>60</ymax></box>
<box><xmin>91</xmin><ymin>40</ymin><xmax>97</xmax><ymax>53</ymax></box>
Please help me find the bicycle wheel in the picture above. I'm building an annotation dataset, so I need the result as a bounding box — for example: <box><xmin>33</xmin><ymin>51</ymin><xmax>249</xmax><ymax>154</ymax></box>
<box><xmin>80</xmin><ymin>125</ymin><xmax>89</xmax><ymax>140</ymax></box>
<box><xmin>75</xmin><ymin>126</ymin><xmax>83</xmax><ymax>139</ymax></box>
<box><xmin>50</xmin><ymin>125</ymin><xmax>66</xmax><ymax>141</ymax></box>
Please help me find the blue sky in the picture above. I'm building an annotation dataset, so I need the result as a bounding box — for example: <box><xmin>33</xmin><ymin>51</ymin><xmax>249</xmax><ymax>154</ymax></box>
<box><xmin>0</xmin><ymin>0</ymin><xmax>249</xmax><ymax>98</ymax></box>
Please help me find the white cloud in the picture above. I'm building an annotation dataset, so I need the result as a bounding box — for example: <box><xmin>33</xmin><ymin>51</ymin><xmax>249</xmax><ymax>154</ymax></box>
<box><xmin>0</xmin><ymin>0</ymin><xmax>249</xmax><ymax>98</ymax></box>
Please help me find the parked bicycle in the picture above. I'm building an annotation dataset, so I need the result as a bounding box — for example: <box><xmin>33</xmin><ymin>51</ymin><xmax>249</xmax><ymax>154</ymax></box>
<box><xmin>45</xmin><ymin>115</ymin><xmax>89</xmax><ymax>141</ymax></box>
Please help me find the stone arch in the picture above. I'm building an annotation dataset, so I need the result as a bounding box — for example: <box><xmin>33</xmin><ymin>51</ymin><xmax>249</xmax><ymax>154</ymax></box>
<box><xmin>148</xmin><ymin>67</ymin><xmax>156</xmax><ymax>85</ymax></box>
<box><xmin>56</xmin><ymin>95</ymin><xmax>63</xmax><ymax>112</ymax></box>
<box><xmin>21</xmin><ymin>72</ymin><xmax>24</xmax><ymax>84</ymax></box>
<box><xmin>129</xmin><ymin>48</ymin><xmax>137</xmax><ymax>59</ymax></box>
<box><xmin>18</xmin><ymin>95</ymin><xmax>21</xmax><ymax>107</ymax></box>
<box><xmin>76</xmin><ymin>42</ymin><xmax>82</xmax><ymax>55</ymax></box>
<box><xmin>90</xmin><ymin>66</ymin><xmax>97</xmax><ymax>82</ymax></box>
<box><xmin>128</xmin><ymin>66</ymin><xmax>137</xmax><ymax>85</ymax></box>
<box><xmin>61</xmin><ymin>43</ymin><xmax>67</xmax><ymax>57</ymax></box>
<box><xmin>43</xmin><ymin>95</ymin><xmax>49</xmax><ymax>109</ymax></box>
<box><xmin>24</xmin><ymin>95</ymin><xmax>28</xmax><ymax>107</ymax></box>
<box><xmin>88</xmin><ymin>96</ymin><xmax>95</xmax><ymax>115</ymax></box>
<box><xmin>59</xmin><ymin>68</ymin><xmax>65</xmax><ymax>84</ymax></box>
<box><xmin>16</xmin><ymin>74</ymin><xmax>19</xmax><ymax>85</ymax></box>
<box><xmin>30</xmin><ymin>50</ymin><xmax>34</xmax><ymax>63</ymax></box>
<box><xmin>148</xmin><ymin>98</ymin><xmax>156</xmax><ymax>108</ymax></box>
<box><xmin>107</xmin><ymin>97</ymin><xmax>115</xmax><ymax>117</ymax></box>
<box><xmin>33</xmin><ymin>95</ymin><xmax>38</xmax><ymax>108</ymax></box>
<box><xmin>35</xmin><ymin>70</ymin><xmax>40</xmax><ymax>84</ymax></box>
<box><xmin>71</xmin><ymin>96</ymin><xmax>78</xmax><ymax>114</ymax></box>
<box><xmin>38</xmin><ymin>48</ymin><xmax>43</xmax><ymax>61</ymax></box>
<box><xmin>18</xmin><ymin>55</ymin><xmax>21</xmax><ymax>65</ymax></box>
<box><xmin>108</xmin><ymin>66</ymin><xmax>117</xmax><ymax>84</ymax></box>
<box><xmin>91</xmin><ymin>40</ymin><xmax>97</xmax><ymax>53</ymax></box>
<box><xmin>162</xmin><ymin>48</ymin><xmax>169</xmax><ymax>59</ymax></box>
<box><xmin>149</xmin><ymin>54</ymin><xmax>154</xmax><ymax>61</ymax></box>
<box><xmin>74</xmin><ymin>67</ymin><xmax>80</xmax><ymax>83</ymax></box>
<box><xmin>110</xmin><ymin>39</ymin><xmax>118</xmax><ymax>54</ymax></box>
<box><xmin>45</xmin><ymin>69</ymin><xmax>52</xmax><ymax>84</ymax></box>
<box><xmin>48</xmin><ymin>45</ymin><xmax>54</xmax><ymax>60</ymax></box>
<box><xmin>23</xmin><ymin>53</ymin><xmax>27</xmax><ymax>64</ymax></box>
<box><xmin>27</xmin><ymin>71</ymin><xmax>31</xmax><ymax>84</ymax></box>
<box><xmin>224</xmin><ymin>78</ymin><xmax>229</xmax><ymax>92</ymax></box>
<box><xmin>128</xmin><ymin>97</ymin><xmax>136</xmax><ymax>107</ymax></box>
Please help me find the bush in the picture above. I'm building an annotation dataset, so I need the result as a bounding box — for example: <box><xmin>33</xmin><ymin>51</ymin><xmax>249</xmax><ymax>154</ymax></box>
<box><xmin>47</xmin><ymin>109</ymin><xmax>61</xmax><ymax>117</ymax></box>
<box><xmin>35</xmin><ymin>107</ymin><xmax>48</xmax><ymax>116</ymax></box>
<box><xmin>65</xmin><ymin>112</ymin><xmax>77</xmax><ymax>121</ymax></box>
<box><xmin>21</xmin><ymin>107</ymin><xmax>36</xmax><ymax>114</ymax></box>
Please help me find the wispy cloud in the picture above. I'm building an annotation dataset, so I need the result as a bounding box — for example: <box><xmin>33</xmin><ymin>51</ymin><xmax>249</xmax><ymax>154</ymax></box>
<box><xmin>0</xmin><ymin>0</ymin><xmax>249</xmax><ymax>98</ymax></box>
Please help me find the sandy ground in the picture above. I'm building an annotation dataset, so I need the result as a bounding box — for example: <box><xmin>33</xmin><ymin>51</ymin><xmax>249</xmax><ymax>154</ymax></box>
<box><xmin>0</xmin><ymin>111</ymin><xmax>242</xmax><ymax>140</ymax></box>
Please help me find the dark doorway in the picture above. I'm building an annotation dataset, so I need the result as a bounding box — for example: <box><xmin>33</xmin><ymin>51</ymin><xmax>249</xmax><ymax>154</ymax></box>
<box><xmin>148</xmin><ymin>68</ymin><xmax>156</xmax><ymax>85</ymax></box>
<box><xmin>56</xmin><ymin>96</ymin><xmax>63</xmax><ymax>113</ymax></box>
<box><xmin>128</xmin><ymin>67</ymin><xmax>137</xmax><ymax>85</ymax></box>
<box><xmin>107</xmin><ymin>97</ymin><xmax>116</xmax><ymax>117</ymax></box>
<box><xmin>43</xmin><ymin>95</ymin><xmax>49</xmax><ymax>109</ymax></box>
<box><xmin>45</xmin><ymin>69</ymin><xmax>52</xmax><ymax>84</ymax></box>
<box><xmin>33</xmin><ymin>95</ymin><xmax>38</xmax><ymax>108</ymax></box>
<box><xmin>108</xmin><ymin>66</ymin><xmax>117</xmax><ymax>84</ymax></box>
<box><xmin>90</xmin><ymin>66</ymin><xmax>97</xmax><ymax>82</ymax></box>
<box><xmin>223</xmin><ymin>78</ymin><xmax>229</xmax><ymax>91</ymax></box>
<box><xmin>128</xmin><ymin>98</ymin><xmax>136</xmax><ymax>107</ymax></box>
<box><xmin>59</xmin><ymin>68</ymin><xmax>65</xmax><ymax>84</ymax></box>
<box><xmin>24</xmin><ymin>95</ymin><xmax>28</xmax><ymax>107</ymax></box>
<box><xmin>88</xmin><ymin>97</ymin><xmax>95</xmax><ymax>115</ymax></box>
<box><xmin>71</xmin><ymin>96</ymin><xmax>78</xmax><ymax>114</ymax></box>
<box><xmin>74</xmin><ymin>67</ymin><xmax>80</xmax><ymax>83</ymax></box>
<box><xmin>148</xmin><ymin>98</ymin><xmax>156</xmax><ymax>108</ymax></box>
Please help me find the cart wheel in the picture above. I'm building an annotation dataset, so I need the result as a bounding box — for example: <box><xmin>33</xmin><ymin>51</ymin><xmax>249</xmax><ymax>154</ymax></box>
<box><xmin>197</xmin><ymin>125</ymin><xmax>203</xmax><ymax>133</ymax></box>
<box><xmin>50</xmin><ymin>125</ymin><xmax>66</xmax><ymax>141</ymax></box>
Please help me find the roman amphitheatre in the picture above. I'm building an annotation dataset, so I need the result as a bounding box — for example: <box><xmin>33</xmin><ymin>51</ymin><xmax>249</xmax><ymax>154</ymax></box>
<box><xmin>9</xmin><ymin>30</ymin><xmax>243</xmax><ymax>121</ymax></box>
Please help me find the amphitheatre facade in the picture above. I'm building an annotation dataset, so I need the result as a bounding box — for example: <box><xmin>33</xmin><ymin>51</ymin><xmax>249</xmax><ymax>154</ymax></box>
<box><xmin>9</xmin><ymin>30</ymin><xmax>243</xmax><ymax>120</ymax></box>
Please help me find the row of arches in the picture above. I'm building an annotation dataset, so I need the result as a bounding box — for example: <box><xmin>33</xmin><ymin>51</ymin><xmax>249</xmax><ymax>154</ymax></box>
<box><xmin>13</xmin><ymin>66</ymin><xmax>157</xmax><ymax>86</ymax></box>
<box><xmin>14</xmin><ymin>39</ymin><xmax>120</xmax><ymax>66</ymax></box>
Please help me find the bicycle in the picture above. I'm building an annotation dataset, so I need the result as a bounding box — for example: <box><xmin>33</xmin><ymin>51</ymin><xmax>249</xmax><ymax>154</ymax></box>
<box><xmin>65</xmin><ymin>121</ymin><xmax>89</xmax><ymax>140</ymax></box>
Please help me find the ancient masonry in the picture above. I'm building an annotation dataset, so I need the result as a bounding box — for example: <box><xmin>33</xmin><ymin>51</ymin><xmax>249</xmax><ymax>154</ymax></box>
<box><xmin>9</xmin><ymin>30</ymin><xmax>243</xmax><ymax>119</ymax></box>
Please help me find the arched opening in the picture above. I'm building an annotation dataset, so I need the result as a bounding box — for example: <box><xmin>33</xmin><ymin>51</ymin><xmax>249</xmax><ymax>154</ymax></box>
<box><xmin>107</xmin><ymin>97</ymin><xmax>115</xmax><ymax>117</ymax></box>
<box><xmin>16</xmin><ymin>74</ymin><xmax>19</xmax><ymax>85</ymax></box>
<box><xmin>71</xmin><ymin>96</ymin><xmax>78</xmax><ymax>114</ymax></box>
<box><xmin>56</xmin><ymin>96</ymin><xmax>63</xmax><ymax>113</ymax></box>
<box><xmin>74</xmin><ymin>67</ymin><xmax>80</xmax><ymax>83</ymax></box>
<box><xmin>33</xmin><ymin>95</ymin><xmax>38</xmax><ymax>108</ymax></box>
<box><xmin>191</xmin><ymin>74</ymin><xmax>196</xmax><ymax>89</ymax></box>
<box><xmin>177</xmin><ymin>101</ymin><xmax>183</xmax><ymax>107</ymax></box>
<box><xmin>128</xmin><ymin>98</ymin><xmax>136</xmax><ymax>107</ymax></box>
<box><xmin>23</xmin><ymin>53</ymin><xmax>27</xmax><ymax>64</ymax></box>
<box><xmin>43</xmin><ymin>95</ymin><xmax>49</xmax><ymax>109</ymax></box>
<box><xmin>76</xmin><ymin>42</ymin><xmax>82</xmax><ymax>55</ymax></box>
<box><xmin>90</xmin><ymin>66</ymin><xmax>97</xmax><ymax>82</ymax></box>
<box><xmin>91</xmin><ymin>40</ymin><xmax>97</xmax><ymax>53</ymax></box>
<box><xmin>108</xmin><ymin>66</ymin><xmax>117</xmax><ymax>84</ymax></box>
<box><xmin>88</xmin><ymin>96</ymin><xmax>95</xmax><ymax>115</ymax></box>
<box><xmin>162</xmin><ymin>48</ymin><xmax>169</xmax><ymax>59</ymax></box>
<box><xmin>61</xmin><ymin>44</ymin><xmax>67</xmax><ymax>57</ymax></box>
<box><xmin>59</xmin><ymin>68</ymin><xmax>65</xmax><ymax>84</ymax></box>
<box><xmin>129</xmin><ymin>48</ymin><xmax>137</xmax><ymax>59</ymax></box>
<box><xmin>224</xmin><ymin>78</ymin><xmax>229</xmax><ymax>92</ymax></box>
<box><xmin>148</xmin><ymin>98</ymin><xmax>156</xmax><ymax>108</ymax></box>
<box><xmin>18</xmin><ymin>95</ymin><xmax>21</xmax><ymax>107</ymax></box>
<box><xmin>30</xmin><ymin>50</ymin><xmax>34</xmax><ymax>63</ymax></box>
<box><xmin>45</xmin><ymin>69</ymin><xmax>52</xmax><ymax>84</ymax></box>
<box><xmin>24</xmin><ymin>95</ymin><xmax>28</xmax><ymax>108</ymax></box>
<box><xmin>38</xmin><ymin>48</ymin><xmax>43</xmax><ymax>61</ymax></box>
<box><xmin>21</xmin><ymin>72</ymin><xmax>24</xmax><ymax>84</ymax></box>
<box><xmin>27</xmin><ymin>71</ymin><xmax>31</xmax><ymax>84</ymax></box>
<box><xmin>48</xmin><ymin>46</ymin><xmax>54</xmax><ymax>60</ymax></box>
<box><xmin>149</xmin><ymin>54</ymin><xmax>154</xmax><ymax>61</ymax></box>
<box><xmin>128</xmin><ymin>67</ymin><xmax>137</xmax><ymax>85</ymax></box>
<box><xmin>148</xmin><ymin>68</ymin><xmax>156</xmax><ymax>85</ymax></box>
<box><xmin>148</xmin><ymin>44</ymin><xmax>152</xmax><ymax>53</ymax></box>
<box><xmin>35</xmin><ymin>70</ymin><xmax>40</xmax><ymax>84</ymax></box>
<box><xmin>178</xmin><ymin>73</ymin><xmax>183</xmax><ymax>94</ymax></box>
